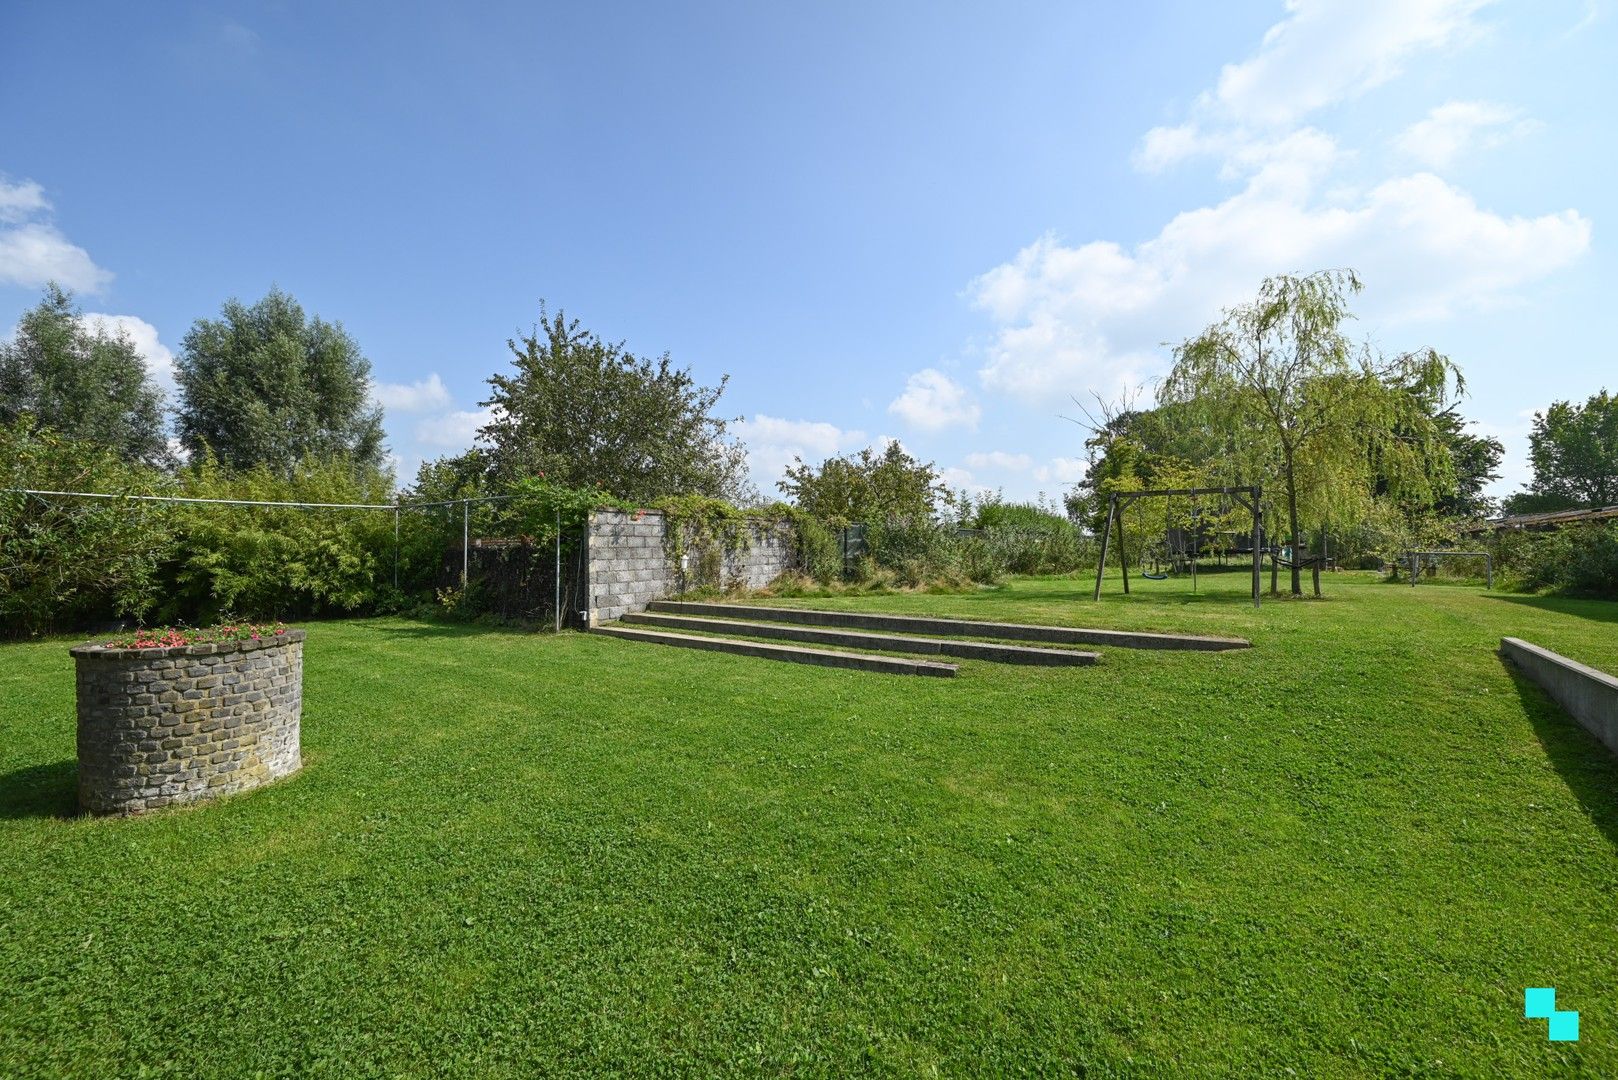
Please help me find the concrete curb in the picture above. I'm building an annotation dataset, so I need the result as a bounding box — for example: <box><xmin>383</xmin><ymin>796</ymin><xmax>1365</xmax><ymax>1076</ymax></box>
<box><xmin>1501</xmin><ymin>637</ymin><xmax>1618</xmax><ymax>757</ymax></box>
<box><xmin>647</xmin><ymin>601</ymin><xmax>1251</xmax><ymax>652</ymax></box>
<box><xmin>621</xmin><ymin>612</ymin><xmax>1099</xmax><ymax>666</ymax></box>
<box><xmin>593</xmin><ymin>624</ymin><xmax>959</xmax><ymax>677</ymax></box>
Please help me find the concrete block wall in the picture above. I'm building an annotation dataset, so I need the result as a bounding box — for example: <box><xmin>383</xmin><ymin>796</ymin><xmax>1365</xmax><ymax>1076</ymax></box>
<box><xmin>71</xmin><ymin>632</ymin><xmax>304</xmax><ymax>814</ymax></box>
<box><xmin>585</xmin><ymin>509</ymin><xmax>796</xmax><ymax>624</ymax></box>
<box><xmin>1501</xmin><ymin>637</ymin><xmax>1618</xmax><ymax>757</ymax></box>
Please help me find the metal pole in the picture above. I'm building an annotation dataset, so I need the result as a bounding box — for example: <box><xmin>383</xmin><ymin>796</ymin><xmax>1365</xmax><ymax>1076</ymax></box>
<box><xmin>1092</xmin><ymin>496</ymin><xmax>1114</xmax><ymax>601</ymax></box>
<box><xmin>1487</xmin><ymin>553</ymin><xmax>1493</xmax><ymax>590</ymax></box>
<box><xmin>1410</xmin><ymin>551</ymin><xmax>1417</xmax><ymax>587</ymax></box>
<box><xmin>1190</xmin><ymin>506</ymin><xmax>1198</xmax><ymax>593</ymax></box>
<box><xmin>554</xmin><ymin>508</ymin><xmax>561</xmax><ymax>633</ymax></box>
<box><xmin>393</xmin><ymin>507</ymin><xmax>400</xmax><ymax>590</ymax></box>
<box><xmin>1118</xmin><ymin>498</ymin><xmax>1131</xmax><ymax>595</ymax></box>
<box><xmin>462</xmin><ymin>499</ymin><xmax>470</xmax><ymax>588</ymax></box>
<box><xmin>1250</xmin><ymin>485</ymin><xmax>1262</xmax><ymax>608</ymax></box>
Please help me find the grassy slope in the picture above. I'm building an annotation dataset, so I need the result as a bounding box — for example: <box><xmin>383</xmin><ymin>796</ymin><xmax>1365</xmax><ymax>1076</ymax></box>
<box><xmin>1</xmin><ymin>572</ymin><xmax>1615</xmax><ymax>1077</ymax></box>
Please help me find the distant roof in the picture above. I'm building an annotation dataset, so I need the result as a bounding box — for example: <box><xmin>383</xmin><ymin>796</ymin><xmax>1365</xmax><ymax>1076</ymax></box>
<box><xmin>1462</xmin><ymin>504</ymin><xmax>1618</xmax><ymax>532</ymax></box>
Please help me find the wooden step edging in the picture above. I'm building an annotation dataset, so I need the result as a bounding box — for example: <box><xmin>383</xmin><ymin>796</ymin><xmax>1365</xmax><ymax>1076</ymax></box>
<box><xmin>591</xmin><ymin>625</ymin><xmax>959</xmax><ymax>677</ymax></box>
<box><xmin>621</xmin><ymin>612</ymin><xmax>1099</xmax><ymax>666</ymax></box>
<box><xmin>646</xmin><ymin>601</ymin><xmax>1250</xmax><ymax>652</ymax></box>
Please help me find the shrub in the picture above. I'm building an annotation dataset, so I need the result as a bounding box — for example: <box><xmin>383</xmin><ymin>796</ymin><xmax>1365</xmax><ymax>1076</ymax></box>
<box><xmin>1495</xmin><ymin>522</ymin><xmax>1618</xmax><ymax>598</ymax></box>
<box><xmin>154</xmin><ymin>456</ymin><xmax>399</xmax><ymax>623</ymax></box>
<box><xmin>787</xmin><ymin>510</ymin><xmax>841</xmax><ymax>584</ymax></box>
<box><xmin>0</xmin><ymin>419</ymin><xmax>173</xmax><ymax>637</ymax></box>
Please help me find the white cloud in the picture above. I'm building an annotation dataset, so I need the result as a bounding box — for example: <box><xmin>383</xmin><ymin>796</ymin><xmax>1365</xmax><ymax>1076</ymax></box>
<box><xmin>0</xmin><ymin>222</ymin><xmax>113</xmax><ymax>293</ymax></box>
<box><xmin>0</xmin><ymin>176</ymin><xmax>113</xmax><ymax>293</ymax></box>
<box><xmin>938</xmin><ymin>466</ymin><xmax>991</xmax><ymax>497</ymax></box>
<box><xmin>733</xmin><ymin>413</ymin><xmax>868</xmax><ymax>494</ymax></box>
<box><xmin>1135</xmin><ymin>124</ymin><xmax>1216</xmax><ymax>173</ymax></box>
<box><xmin>887</xmin><ymin>368</ymin><xmax>981</xmax><ymax>431</ymax></box>
<box><xmin>962</xmin><ymin>0</ymin><xmax>1581</xmax><ymax>503</ymax></box>
<box><xmin>1206</xmin><ymin>0</ymin><xmax>1494</xmax><ymax>128</ymax></box>
<box><xmin>964</xmin><ymin>450</ymin><xmax>1032</xmax><ymax>472</ymax></box>
<box><xmin>1033</xmin><ymin>457</ymin><xmax>1087</xmax><ymax>486</ymax></box>
<box><xmin>78</xmin><ymin>313</ymin><xmax>177</xmax><ymax>396</ymax></box>
<box><xmin>1568</xmin><ymin>1</ymin><xmax>1602</xmax><ymax>35</ymax></box>
<box><xmin>972</xmin><ymin>168</ymin><xmax>1589</xmax><ymax>406</ymax></box>
<box><xmin>0</xmin><ymin>177</ymin><xmax>49</xmax><ymax>223</ymax></box>
<box><xmin>373</xmin><ymin>373</ymin><xmax>452</xmax><ymax>413</ymax></box>
<box><xmin>414</xmin><ymin>407</ymin><xmax>495</xmax><ymax>448</ymax></box>
<box><xmin>1395</xmin><ymin>100</ymin><xmax>1539</xmax><ymax>169</ymax></box>
<box><xmin>1134</xmin><ymin>1</ymin><xmax>1496</xmax><ymax>176</ymax></box>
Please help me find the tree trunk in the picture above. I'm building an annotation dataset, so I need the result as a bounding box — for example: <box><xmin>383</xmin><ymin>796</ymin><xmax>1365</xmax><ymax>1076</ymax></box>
<box><xmin>1311</xmin><ymin>522</ymin><xmax>1322</xmax><ymax>597</ymax></box>
<box><xmin>1267</xmin><ymin>511</ymin><xmax>1279</xmax><ymax>594</ymax></box>
<box><xmin>1284</xmin><ymin>452</ymin><xmax>1302</xmax><ymax>596</ymax></box>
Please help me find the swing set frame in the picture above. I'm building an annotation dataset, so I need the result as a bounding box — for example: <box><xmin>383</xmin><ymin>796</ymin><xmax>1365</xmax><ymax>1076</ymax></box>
<box><xmin>1092</xmin><ymin>485</ymin><xmax>1264</xmax><ymax>609</ymax></box>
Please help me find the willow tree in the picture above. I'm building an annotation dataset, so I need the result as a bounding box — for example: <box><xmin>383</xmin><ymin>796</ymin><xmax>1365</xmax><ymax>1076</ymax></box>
<box><xmin>1160</xmin><ymin>270</ymin><xmax>1461</xmax><ymax>596</ymax></box>
<box><xmin>176</xmin><ymin>288</ymin><xmax>386</xmax><ymax>475</ymax></box>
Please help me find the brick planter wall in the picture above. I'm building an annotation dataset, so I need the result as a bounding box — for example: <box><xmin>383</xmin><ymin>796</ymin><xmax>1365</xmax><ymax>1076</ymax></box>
<box><xmin>586</xmin><ymin>510</ymin><xmax>797</xmax><ymax>624</ymax></box>
<box><xmin>70</xmin><ymin>631</ymin><xmax>305</xmax><ymax>815</ymax></box>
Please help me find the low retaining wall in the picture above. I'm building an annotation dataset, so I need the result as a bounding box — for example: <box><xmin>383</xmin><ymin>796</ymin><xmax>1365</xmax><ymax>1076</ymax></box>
<box><xmin>586</xmin><ymin>509</ymin><xmax>796</xmax><ymax>624</ymax></box>
<box><xmin>71</xmin><ymin>631</ymin><xmax>305</xmax><ymax>814</ymax></box>
<box><xmin>1501</xmin><ymin>637</ymin><xmax>1618</xmax><ymax>757</ymax></box>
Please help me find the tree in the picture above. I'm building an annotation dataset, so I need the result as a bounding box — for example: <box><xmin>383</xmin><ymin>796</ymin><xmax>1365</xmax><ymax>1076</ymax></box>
<box><xmin>175</xmin><ymin>288</ymin><xmax>386</xmax><ymax>474</ymax></box>
<box><xmin>1161</xmin><ymin>270</ymin><xmax>1461</xmax><ymax>596</ymax></box>
<box><xmin>479</xmin><ymin>305</ymin><xmax>747</xmax><ymax>503</ymax></box>
<box><xmin>1433</xmin><ymin>408</ymin><xmax>1503</xmax><ymax>518</ymax></box>
<box><xmin>0</xmin><ymin>417</ymin><xmax>173</xmax><ymax>635</ymax></box>
<box><xmin>406</xmin><ymin>449</ymin><xmax>491</xmax><ymax>505</ymax></box>
<box><xmin>778</xmin><ymin>440</ymin><xmax>945</xmax><ymax>524</ymax></box>
<box><xmin>1064</xmin><ymin>390</ymin><xmax>1262</xmax><ymax>535</ymax></box>
<box><xmin>0</xmin><ymin>284</ymin><xmax>170</xmax><ymax>466</ymax></box>
<box><xmin>1506</xmin><ymin>390</ymin><xmax>1618</xmax><ymax>512</ymax></box>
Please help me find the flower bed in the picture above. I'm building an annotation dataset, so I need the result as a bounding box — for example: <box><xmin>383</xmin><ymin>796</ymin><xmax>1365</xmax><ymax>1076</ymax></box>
<box><xmin>70</xmin><ymin>626</ymin><xmax>305</xmax><ymax>815</ymax></box>
<box><xmin>98</xmin><ymin>622</ymin><xmax>290</xmax><ymax>649</ymax></box>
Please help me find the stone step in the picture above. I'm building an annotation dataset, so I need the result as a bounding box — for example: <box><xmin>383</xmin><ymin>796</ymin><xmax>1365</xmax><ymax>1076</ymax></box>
<box><xmin>591</xmin><ymin>625</ymin><xmax>958</xmax><ymax>677</ymax></box>
<box><xmin>646</xmin><ymin>601</ymin><xmax>1250</xmax><ymax>652</ymax></box>
<box><xmin>621</xmin><ymin>612</ymin><xmax>1099</xmax><ymax>666</ymax></box>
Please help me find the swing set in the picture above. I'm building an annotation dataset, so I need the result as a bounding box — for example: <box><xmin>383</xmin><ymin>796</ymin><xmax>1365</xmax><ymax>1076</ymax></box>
<box><xmin>1092</xmin><ymin>485</ymin><xmax>1264</xmax><ymax>608</ymax></box>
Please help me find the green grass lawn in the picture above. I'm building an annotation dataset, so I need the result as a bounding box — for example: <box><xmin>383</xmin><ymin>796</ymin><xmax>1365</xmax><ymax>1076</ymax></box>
<box><xmin>2</xmin><ymin>572</ymin><xmax>1616</xmax><ymax>1077</ymax></box>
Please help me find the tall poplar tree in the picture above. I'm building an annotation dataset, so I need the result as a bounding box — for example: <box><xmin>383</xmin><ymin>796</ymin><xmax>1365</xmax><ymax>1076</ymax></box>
<box><xmin>175</xmin><ymin>288</ymin><xmax>385</xmax><ymax>474</ymax></box>
<box><xmin>0</xmin><ymin>284</ymin><xmax>170</xmax><ymax>466</ymax></box>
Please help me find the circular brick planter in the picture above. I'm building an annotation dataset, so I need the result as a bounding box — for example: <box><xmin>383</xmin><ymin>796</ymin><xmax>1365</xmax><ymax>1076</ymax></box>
<box><xmin>70</xmin><ymin>630</ymin><xmax>305</xmax><ymax>815</ymax></box>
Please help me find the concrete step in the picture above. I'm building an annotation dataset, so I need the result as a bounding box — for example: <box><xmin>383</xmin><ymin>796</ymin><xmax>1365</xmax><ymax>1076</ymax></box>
<box><xmin>591</xmin><ymin>624</ymin><xmax>958</xmax><ymax>677</ymax></box>
<box><xmin>646</xmin><ymin>601</ymin><xmax>1251</xmax><ymax>652</ymax></box>
<box><xmin>621</xmin><ymin>612</ymin><xmax>1099</xmax><ymax>666</ymax></box>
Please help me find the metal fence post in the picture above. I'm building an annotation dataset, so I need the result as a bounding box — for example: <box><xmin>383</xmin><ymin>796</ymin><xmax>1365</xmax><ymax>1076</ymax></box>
<box><xmin>462</xmin><ymin>500</ymin><xmax>469</xmax><ymax>588</ymax></box>
<box><xmin>393</xmin><ymin>507</ymin><xmax>400</xmax><ymax>590</ymax></box>
<box><xmin>554</xmin><ymin>508</ymin><xmax>561</xmax><ymax>633</ymax></box>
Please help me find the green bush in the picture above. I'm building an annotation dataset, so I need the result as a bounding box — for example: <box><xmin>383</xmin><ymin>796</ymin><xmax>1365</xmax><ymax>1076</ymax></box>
<box><xmin>1495</xmin><ymin>522</ymin><xmax>1618</xmax><ymax>598</ymax></box>
<box><xmin>0</xmin><ymin>419</ymin><xmax>173</xmax><ymax>637</ymax></box>
<box><xmin>787</xmin><ymin>509</ymin><xmax>841</xmax><ymax>584</ymax></box>
<box><xmin>153</xmin><ymin>457</ymin><xmax>400</xmax><ymax>623</ymax></box>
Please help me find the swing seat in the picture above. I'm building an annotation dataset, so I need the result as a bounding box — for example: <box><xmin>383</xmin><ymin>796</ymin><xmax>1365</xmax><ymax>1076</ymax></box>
<box><xmin>1141</xmin><ymin>571</ymin><xmax>1169</xmax><ymax>580</ymax></box>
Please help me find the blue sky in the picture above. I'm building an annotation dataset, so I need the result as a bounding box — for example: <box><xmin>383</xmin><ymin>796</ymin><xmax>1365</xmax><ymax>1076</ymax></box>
<box><xmin>2</xmin><ymin>1</ymin><xmax>1612</xmax><ymax>503</ymax></box>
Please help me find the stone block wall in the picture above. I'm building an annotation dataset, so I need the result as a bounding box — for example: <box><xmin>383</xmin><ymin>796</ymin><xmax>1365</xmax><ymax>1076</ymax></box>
<box><xmin>585</xmin><ymin>509</ymin><xmax>797</xmax><ymax>624</ymax></box>
<box><xmin>71</xmin><ymin>631</ymin><xmax>304</xmax><ymax>814</ymax></box>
